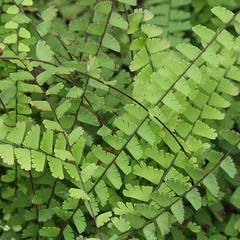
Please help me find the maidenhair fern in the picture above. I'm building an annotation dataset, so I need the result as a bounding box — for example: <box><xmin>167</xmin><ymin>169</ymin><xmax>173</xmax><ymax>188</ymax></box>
<box><xmin>0</xmin><ymin>0</ymin><xmax>239</xmax><ymax>240</ymax></box>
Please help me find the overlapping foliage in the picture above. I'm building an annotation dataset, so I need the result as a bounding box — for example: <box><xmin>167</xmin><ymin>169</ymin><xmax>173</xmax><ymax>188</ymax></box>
<box><xmin>0</xmin><ymin>0</ymin><xmax>239</xmax><ymax>239</ymax></box>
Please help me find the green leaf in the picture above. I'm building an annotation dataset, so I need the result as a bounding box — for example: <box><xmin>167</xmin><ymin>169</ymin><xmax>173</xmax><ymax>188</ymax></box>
<box><xmin>102</xmin><ymin>33</ymin><xmax>120</xmax><ymax>52</ymax></box>
<box><xmin>171</xmin><ymin>200</ymin><xmax>184</xmax><ymax>224</ymax></box>
<box><xmin>130</xmin><ymin>48</ymin><xmax>149</xmax><ymax>71</ymax></box>
<box><xmin>46</xmin><ymin>83</ymin><xmax>64</xmax><ymax>95</ymax></box>
<box><xmin>186</xmin><ymin>189</ymin><xmax>201</xmax><ymax>210</ymax></box>
<box><xmin>134</xmin><ymin>161</ymin><xmax>163</xmax><ymax>184</ymax></box>
<box><xmin>41</xmin><ymin>5</ymin><xmax>58</xmax><ymax>21</ymax></box>
<box><xmin>112</xmin><ymin>217</ymin><xmax>131</xmax><ymax>232</ymax></box>
<box><xmin>72</xmin><ymin>138</ymin><xmax>85</xmax><ymax>164</ymax></box>
<box><xmin>220</xmin><ymin>156</ymin><xmax>237</xmax><ymax>179</ymax></box>
<box><xmin>56</xmin><ymin>100</ymin><xmax>71</xmax><ymax>118</ymax></box>
<box><xmin>187</xmin><ymin>222</ymin><xmax>201</xmax><ymax>233</ymax></box>
<box><xmin>230</xmin><ymin>186</ymin><xmax>240</xmax><ymax>208</ymax></box>
<box><xmin>77</xmin><ymin>108</ymin><xmax>100</xmax><ymax>126</ymax></box>
<box><xmin>19</xmin><ymin>42</ymin><xmax>30</xmax><ymax>52</ymax></box>
<box><xmin>127</xmin><ymin>136</ymin><xmax>143</xmax><ymax>160</ymax></box>
<box><xmin>87</xmin><ymin>23</ymin><xmax>105</xmax><ymax>36</ymax></box>
<box><xmin>68</xmin><ymin>127</ymin><xmax>84</xmax><ymax>146</ymax></box>
<box><xmin>73</xmin><ymin>209</ymin><xmax>86</xmax><ymax>234</ymax></box>
<box><xmin>192</xmin><ymin>25</ymin><xmax>215</xmax><ymax>43</ymax></box>
<box><xmin>106</xmin><ymin>165</ymin><xmax>122</xmax><ymax>189</ymax></box>
<box><xmin>203</xmin><ymin>174</ymin><xmax>219</xmax><ymax>197</ymax></box>
<box><xmin>22</xmin><ymin>0</ymin><xmax>33</xmax><ymax>6</ymax></box>
<box><xmin>63</xmin><ymin>225</ymin><xmax>74</xmax><ymax>240</ymax></box>
<box><xmin>96</xmin><ymin>211</ymin><xmax>112</xmax><ymax>227</ymax></box>
<box><xmin>66</xmin><ymin>86</ymin><xmax>83</xmax><ymax>98</ymax></box>
<box><xmin>82</xmin><ymin>163</ymin><xmax>98</xmax><ymax>182</ymax></box>
<box><xmin>36</xmin><ymin>40</ymin><xmax>53</xmax><ymax>62</ymax></box>
<box><xmin>69</xmin><ymin>188</ymin><xmax>90</xmax><ymax>200</ymax></box>
<box><xmin>31</xmin><ymin>150</ymin><xmax>46</xmax><ymax>172</ymax></box>
<box><xmin>12</xmin><ymin>13</ymin><xmax>31</xmax><ymax>24</ymax></box>
<box><xmin>40</xmin><ymin>130</ymin><xmax>53</xmax><ymax>154</ymax></box>
<box><xmin>19</xmin><ymin>28</ymin><xmax>31</xmax><ymax>38</ymax></box>
<box><xmin>201</xmin><ymin>105</ymin><xmax>225</xmax><ymax>120</ymax></box>
<box><xmin>176</xmin><ymin>43</ymin><xmax>201</xmax><ymax>60</ymax></box>
<box><xmin>39</xmin><ymin>227</ymin><xmax>60</xmax><ymax>238</ymax></box>
<box><xmin>7</xmin><ymin>122</ymin><xmax>26</xmax><ymax>145</ymax></box>
<box><xmin>94</xmin><ymin>1</ymin><xmax>112</xmax><ymax>14</ymax></box>
<box><xmin>146</xmin><ymin>38</ymin><xmax>171</xmax><ymax>54</ymax></box>
<box><xmin>38</xmin><ymin>209</ymin><xmax>54</xmax><ymax>222</ymax></box>
<box><xmin>110</xmin><ymin>12</ymin><xmax>128</xmax><ymax>30</ymax></box>
<box><xmin>15</xmin><ymin>148</ymin><xmax>31</xmax><ymax>171</ymax></box>
<box><xmin>23</xmin><ymin>125</ymin><xmax>40</xmax><ymax>149</ymax></box>
<box><xmin>211</xmin><ymin>6</ymin><xmax>234</xmax><ymax>23</ymax></box>
<box><xmin>47</xmin><ymin>156</ymin><xmax>64</xmax><ymax>179</ymax></box>
<box><xmin>143</xmin><ymin>223</ymin><xmax>157</xmax><ymax>240</ymax></box>
<box><xmin>156</xmin><ymin>213</ymin><xmax>170</xmax><ymax>237</ymax></box>
<box><xmin>4</xmin><ymin>34</ymin><xmax>17</xmax><ymax>44</ymax></box>
<box><xmin>117</xmin><ymin>0</ymin><xmax>137</xmax><ymax>6</ymax></box>
<box><xmin>141</xmin><ymin>24</ymin><xmax>163</xmax><ymax>38</ymax></box>
<box><xmin>36</xmin><ymin>21</ymin><xmax>51</xmax><ymax>37</ymax></box>
<box><xmin>36</xmin><ymin>66</ymin><xmax>56</xmax><ymax>85</ymax></box>
<box><xmin>43</xmin><ymin>120</ymin><xmax>62</xmax><ymax>132</ymax></box>
<box><xmin>78</xmin><ymin>0</ymin><xmax>95</xmax><ymax>5</ymax></box>
<box><xmin>193</xmin><ymin>121</ymin><xmax>217</xmax><ymax>139</ymax></box>
<box><xmin>95</xmin><ymin>180</ymin><xmax>109</xmax><ymax>206</ymax></box>
<box><xmin>10</xmin><ymin>71</ymin><xmax>34</xmax><ymax>81</ymax></box>
<box><xmin>0</xmin><ymin>144</ymin><xmax>14</xmax><ymax>165</ymax></box>
<box><xmin>6</xmin><ymin>5</ymin><xmax>19</xmax><ymax>14</ymax></box>
<box><xmin>30</xmin><ymin>101</ymin><xmax>52</xmax><ymax>111</ymax></box>
<box><xmin>123</xmin><ymin>184</ymin><xmax>153</xmax><ymax>202</ymax></box>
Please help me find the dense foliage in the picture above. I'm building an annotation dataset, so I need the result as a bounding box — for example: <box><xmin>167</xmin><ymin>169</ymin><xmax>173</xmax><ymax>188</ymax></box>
<box><xmin>0</xmin><ymin>0</ymin><xmax>239</xmax><ymax>239</ymax></box>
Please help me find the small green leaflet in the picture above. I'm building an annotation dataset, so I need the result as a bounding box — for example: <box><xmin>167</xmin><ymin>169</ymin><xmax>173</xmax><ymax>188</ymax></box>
<box><xmin>211</xmin><ymin>6</ymin><xmax>234</xmax><ymax>23</ymax></box>
<box><xmin>36</xmin><ymin>40</ymin><xmax>53</xmax><ymax>62</ymax></box>
<box><xmin>94</xmin><ymin>1</ymin><xmax>112</xmax><ymax>15</ymax></box>
<box><xmin>203</xmin><ymin>174</ymin><xmax>219</xmax><ymax>197</ymax></box>
<box><xmin>41</xmin><ymin>5</ymin><xmax>58</xmax><ymax>21</ymax></box>
<box><xmin>102</xmin><ymin>33</ymin><xmax>120</xmax><ymax>52</ymax></box>
<box><xmin>19</xmin><ymin>28</ymin><xmax>31</xmax><ymax>38</ymax></box>
<box><xmin>117</xmin><ymin>0</ymin><xmax>137</xmax><ymax>6</ymax></box>
<box><xmin>0</xmin><ymin>144</ymin><xmax>14</xmax><ymax>165</ymax></box>
<box><xmin>12</xmin><ymin>13</ymin><xmax>31</xmax><ymax>24</ymax></box>
<box><xmin>47</xmin><ymin>156</ymin><xmax>64</xmax><ymax>179</ymax></box>
<box><xmin>36</xmin><ymin>21</ymin><xmax>51</xmax><ymax>37</ymax></box>
<box><xmin>22</xmin><ymin>0</ymin><xmax>33</xmax><ymax>6</ymax></box>
<box><xmin>110</xmin><ymin>12</ymin><xmax>128</xmax><ymax>30</ymax></box>
<box><xmin>96</xmin><ymin>211</ymin><xmax>112</xmax><ymax>227</ymax></box>
<box><xmin>141</xmin><ymin>24</ymin><xmax>163</xmax><ymax>38</ymax></box>
<box><xmin>111</xmin><ymin>217</ymin><xmax>131</xmax><ymax>232</ymax></box>
<box><xmin>7</xmin><ymin>122</ymin><xmax>26</xmax><ymax>145</ymax></box>
<box><xmin>143</xmin><ymin>223</ymin><xmax>157</xmax><ymax>240</ymax></box>
<box><xmin>186</xmin><ymin>189</ymin><xmax>201</xmax><ymax>210</ymax></box>
<box><xmin>170</xmin><ymin>199</ymin><xmax>184</xmax><ymax>224</ymax></box>
<box><xmin>39</xmin><ymin>227</ymin><xmax>60</xmax><ymax>238</ymax></box>
<box><xmin>46</xmin><ymin>83</ymin><xmax>64</xmax><ymax>95</ymax></box>
<box><xmin>77</xmin><ymin>108</ymin><xmax>99</xmax><ymax>126</ymax></box>
<box><xmin>66</xmin><ymin>86</ymin><xmax>83</xmax><ymax>98</ymax></box>
<box><xmin>40</xmin><ymin>130</ymin><xmax>53</xmax><ymax>154</ymax></box>
<box><xmin>123</xmin><ymin>184</ymin><xmax>153</xmax><ymax>202</ymax></box>
<box><xmin>69</xmin><ymin>188</ymin><xmax>90</xmax><ymax>200</ymax></box>
<box><xmin>23</xmin><ymin>125</ymin><xmax>40</xmax><ymax>149</ymax></box>
<box><xmin>15</xmin><ymin>148</ymin><xmax>31</xmax><ymax>171</ymax></box>
<box><xmin>81</xmin><ymin>163</ymin><xmax>98</xmax><ymax>182</ymax></box>
<box><xmin>31</xmin><ymin>150</ymin><xmax>46</xmax><ymax>172</ymax></box>
<box><xmin>156</xmin><ymin>213</ymin><xmax>170</xmax><ymax>237</ymax></box>
<box><xmin>56</xmin><ymin>100</ymin><xmax>71</xmax><ymax>118</ymax></box>
<box><xmin>94</xmin><ymin>180</ymin><xmax>109</xmax><ymax>206</ymax></box>
<box><xmin>73</xmin><ymin>209</ymin><xmax>86</xmax><ymax>234</ymax></box>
